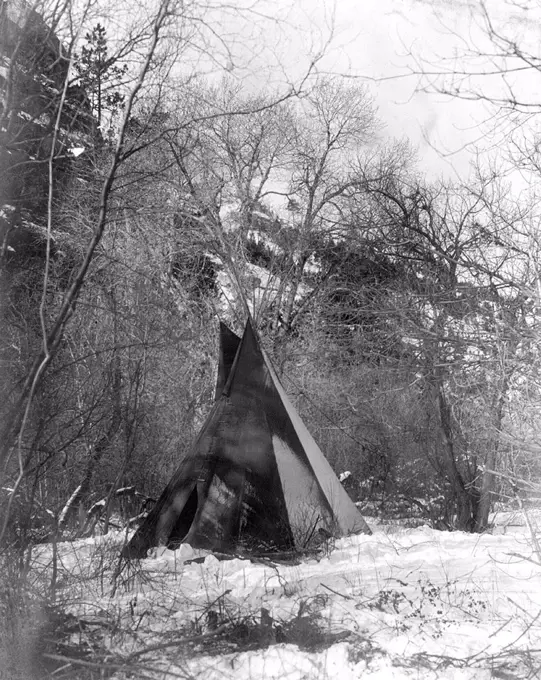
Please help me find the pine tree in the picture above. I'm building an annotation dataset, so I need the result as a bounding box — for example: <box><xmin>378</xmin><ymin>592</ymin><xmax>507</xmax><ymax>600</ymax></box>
<box><xmin>74</xmin><ymin>23</ymin><xmax>128</xmax><ymax>132</ymax></box>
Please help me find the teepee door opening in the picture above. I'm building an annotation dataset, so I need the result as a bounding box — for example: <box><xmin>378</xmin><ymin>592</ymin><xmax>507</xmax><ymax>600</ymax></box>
<box><xmin>166</xmin><ymin>484</ymin><xmax>199</xmax><ymax>549</ymax></box>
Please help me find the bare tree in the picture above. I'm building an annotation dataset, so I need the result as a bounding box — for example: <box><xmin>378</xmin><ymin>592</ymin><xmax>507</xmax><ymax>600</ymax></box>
<box><xmin>344</xmin><ymin>159</ymin><xmax>535</xmax><ymax>530</ymax></box>
<box><xmin>273</xmin><ymin>78</ymin><xmax>378</xmax><ymax>331</ymax></box>
<box><xmin>164</xmin><ymin>78</ymin><xmax>379</xmax><ymax>333</ymax></box>
<box><xmin>411</xmin><ymin>1</ymin><xmax>541</xmax><ymax>114</ymax></box>
<box><xmin>407</xmin><ymin>1</ymin><xmax>541</xmax><ymax>523</ymax></box>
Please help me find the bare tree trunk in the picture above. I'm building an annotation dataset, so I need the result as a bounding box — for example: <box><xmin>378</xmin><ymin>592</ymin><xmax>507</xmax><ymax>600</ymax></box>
<box><xmin>281</xmin><ymin>260</ymin><xmax>305</xmax><ymax>331</ymax></box>
<box><xmin>474</xmin><ymin>447</ymin><xmax>496</xmax><ymax>532</ymax></box>
<box><xmin>433</xmin><ymin>379</ymin><xmax>476</xmax><ymax>531</ymax></box>
<box><xmin>474</xmin><ymin>376</ymin><xmax>509</xmax><ymax>532</ymax></box>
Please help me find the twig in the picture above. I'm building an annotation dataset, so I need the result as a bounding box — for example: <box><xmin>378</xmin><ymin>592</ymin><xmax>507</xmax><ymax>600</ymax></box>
<box><xmin>488</xmin><ymin>615</ymin><xmax>514</xmax><ymax>639</ymax></box>
<box><xmin>126</xmin><ymin>623</ymin><xmax>229</xmax><ymax>660</ymax></box>
<box><xmin>42</xmin><ymin>653</ymin><xmax>187</xmax><ymax>679</ymax></box>
<box><xmin>192</xmin><ymin>588</ymin><xmax>232</xmax><ymax>627</ymax></box>
<box><xmin>502</xmin><ymin>599</ymin><xmax>541</xmax><ymax>651</ymax></box>
<box><xmin>506</xmin><ymin>552</ymin><xmax>541</xmax><ymax>567</ymax></box>
<box><xmin>322</xmin><ymin>583</ymin><xmax>354</xmax><ymax>600</ymax></box>
<box><xmin>516</xmin><ymin>495</ymin><xmax>541</xmax><ymax>564</ymax></box>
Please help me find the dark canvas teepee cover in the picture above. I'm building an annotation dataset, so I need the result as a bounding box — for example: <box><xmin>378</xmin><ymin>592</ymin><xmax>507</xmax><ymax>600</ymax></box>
<box><xmin>123</xmin><ymin>321</ymin><xmax>370</xmax><ymax>558</ymax></box>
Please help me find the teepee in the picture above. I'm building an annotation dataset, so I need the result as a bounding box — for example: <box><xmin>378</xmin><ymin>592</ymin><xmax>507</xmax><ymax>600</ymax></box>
<box><xmin>122</xmin><ymin>321</ymin><xmax>370</xmax><ymax>558</ymax></box>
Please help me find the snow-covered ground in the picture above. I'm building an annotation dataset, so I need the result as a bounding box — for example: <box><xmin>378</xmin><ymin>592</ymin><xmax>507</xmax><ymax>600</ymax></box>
<box><xmin>34</xmin><ymin>512</ymin><xmax>541</xmax><ymax>679</ymax></box>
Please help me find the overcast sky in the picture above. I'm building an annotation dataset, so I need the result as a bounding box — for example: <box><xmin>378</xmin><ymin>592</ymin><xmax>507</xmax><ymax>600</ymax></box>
<box><xmin>251</xmin><ymin>0</ymin><xmax>541</xmax><ymax>183</ymax></box>
<box><xmin>316</xmin><ymin>0</ymin><xmax>496</xmax><ymax>178</ymax></box>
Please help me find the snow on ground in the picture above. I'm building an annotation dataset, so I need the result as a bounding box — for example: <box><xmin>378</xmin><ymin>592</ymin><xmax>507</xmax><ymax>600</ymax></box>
<box><xmin>34</xmin><ymin>514</ymin><xmax>541</xmax><ymax>679</ymax></box>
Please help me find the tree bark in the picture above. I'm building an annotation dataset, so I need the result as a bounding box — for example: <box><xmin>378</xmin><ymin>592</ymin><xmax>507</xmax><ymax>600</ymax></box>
<box><xmin>433</xmin><ymin>379</ymin><xmax>476</xmax><ymax>531</ymax></box>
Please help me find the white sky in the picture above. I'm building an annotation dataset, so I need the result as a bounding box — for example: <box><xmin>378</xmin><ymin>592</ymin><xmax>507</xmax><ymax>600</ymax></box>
<box><xmin>311</xmin><ymin>0</ymin><xmax>506</xmax><ymax>179</ymax></box>
<box><xmin>330</xmin><ymin>0</ymin><xmax>479</xmax><ymax>177</ymax></box>
<box><xmin>232</xmin><ymin>0</ymin><xmax>541</xmax><ymax>183</ymax></box>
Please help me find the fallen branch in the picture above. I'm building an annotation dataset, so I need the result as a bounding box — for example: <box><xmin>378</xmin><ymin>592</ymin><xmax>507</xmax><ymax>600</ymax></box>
<box><xmin>126</xmin><ymin>623</ymin><xmax>230</xmax><ymax>660</ymax></box>
<box><xmin>322</xmin><ymin>583</ymin><xmax>354</xmax><ymax>600</ymax></box>
<box><xmin>42</xmin><ymin>653</ymin><xmax>187</xmax><ymax>679</ymax></box>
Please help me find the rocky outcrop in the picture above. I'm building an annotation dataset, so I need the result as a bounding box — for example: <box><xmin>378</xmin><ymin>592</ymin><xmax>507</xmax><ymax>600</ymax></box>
<box><xmin>0</xmin><ymin>0</ymin><xmax>95</xmax><ymax>261</ymax></box>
